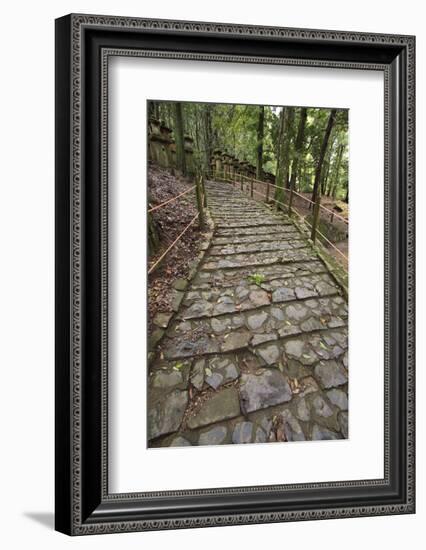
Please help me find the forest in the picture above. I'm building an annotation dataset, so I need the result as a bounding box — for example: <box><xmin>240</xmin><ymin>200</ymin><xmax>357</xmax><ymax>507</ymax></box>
<box><xmin>148</xmin><ymin>100</ymin><xmax>349</xmax><ymax>203</ymax></box>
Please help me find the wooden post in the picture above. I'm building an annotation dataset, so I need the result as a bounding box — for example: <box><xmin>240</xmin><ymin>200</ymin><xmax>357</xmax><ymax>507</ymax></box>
<box><xmin>311</xmin><ymin>192</ymin><xmax>321</xmax><ymax>242</ymax></box>
<box><xmin>201</xmin><ymin>174</ymin><xmax>207</xmax><ymax>207</ymax></box>
<box><xmin>266</xmin><ymin>181</ymin><xmax>270</xmax><ymax>203</ymax></box>
<box><xmin>250</xmin><ymin>176</ymin><xmax>254</xmax><ymax>198</ymax></box>
<box><xmin>288</xmin><ymin>185</ymin><xmax>294</xmax><ymax>216</ymax></box>
<box><xmin>196</xmin><ymin>175</ymin><xmax>205</xmax><ymax>229</ymax></box>
<box><xmin>240</xmin><ymin>172</ymin><xmax>243</xmax><ymax>191</ymax></box>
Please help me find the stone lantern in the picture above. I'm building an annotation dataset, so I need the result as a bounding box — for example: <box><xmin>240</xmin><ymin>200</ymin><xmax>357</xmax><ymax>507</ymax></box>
<box><xmin>212</xmin><ymin>148</ymin><xmax>222</xmax><ymax>177</ymax></box>
<box><xmin>230</xmin><ymin>157</ymin><xmax>239</xmax><ymax>180</ymax></box>
<box><xmin>159</xmin><ymin>125</ymin><xmax>173</xmax><ymax>169</ymax></box>
<box><xmin>209</xmin><ymin>155</ymin><xmax>216</xmax><ymax>177</ymax></box>
<box><xmin>221</xmin><ymin>153</ymin><xmax>231</xmax><ymax>179</ymax></box>
<box><xmin>247</xmin><ymin>163</ymin><xmax>256</xmax><ymax>179</ymax></box>
<box><xmin>184</xmin><ymin>135</ymin><xmax>195</xmax><ymax>176</ymax></box>
<box><xmin>148</xmin><ymin>118</ymin><xmax>161</xmax><ymax>163</ymax></box>
<box><xmin>227</xmin><ymin>155</ymin><xmax>235</xmax><ymax>180</ymax></box>
<box><xmin>239</xmin><ymin>160</ymin><xmax>249</xmax><ymax>178</ymax></box>
<box><xmin>226</xmin><ymin>154</ymin><xmax>234</xmax><ymax>180</ymax></box>
<box><xmin>148</xmin><ymin>120</ymin><xmax>173</xmax><ymax>169</ymax></box>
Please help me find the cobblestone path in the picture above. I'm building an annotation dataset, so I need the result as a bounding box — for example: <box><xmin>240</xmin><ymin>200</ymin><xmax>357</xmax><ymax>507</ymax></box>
<box><xmin>148</xmin><ymin>180</ymin><xmax>348</xmax><ymax>447</ymax></box>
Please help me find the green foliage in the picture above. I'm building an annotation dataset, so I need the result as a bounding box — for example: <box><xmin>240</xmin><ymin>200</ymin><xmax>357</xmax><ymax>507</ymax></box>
<box><xmin>173</xmin><ymin>361</ymin><xmax>185</xmax><ymax>371</ymax></box>
<box><xmin>248</xmin><ymin>273</ymin><xmax>265</xmax><ymax>286</ymax></box>
<box><xmin>148</xmin><ymin>100</ymin><xmax>349</xmax><ymax>201</ymax></box>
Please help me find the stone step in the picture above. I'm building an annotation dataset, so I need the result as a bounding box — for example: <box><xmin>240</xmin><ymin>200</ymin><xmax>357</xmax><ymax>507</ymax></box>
<box><xmin>208</xmin><ymin>204</ymin><xmax>275</xmax><ymax>210</ymax></box>
<box><xmin>211</xmin><ymin>209</ymin><xmax>278</xmax><ymax>214</ymax></box>
<box><xmin>212</xmin><ymin>216</ymin><xmax>277</xmax><ymax>223</ymax></box>
<box><xmin>211</xmin><ymin>211</ymin><xmax>274</xmax><ymax>218</ymax></box>
<box><xmin>208</xmin><ymin>197</ymin><xmax>263</xmax><ymax>200</ymax></box>
<box><xmin>180</xmin><ymin>272</ymin><xmax>341</xmax><ymax>320</ymax></box>
<box><xmin>160</xmin><ymin>295</ymin><xmax>348</xmax><ymax>360</ymax></box>
<box><xmin>209</xmin><ymin>204</ymin><xmax>264</xmax><ymax>208</ymax></box>
<box><xmin>212</xmin><ymin>231</ymin><xmax>301</xmax><ymax>246</ymax></box>
<box><xmin>211</xmin><ymin>213</ymin><xmax>270</xmax><ymax>218</ymax></box>
<box><xmin>209</xmin><ymin>239</ymin><xmax>307</xmax><ymax>257</ymax></box>
<box><xmin>148</xmin><ymin>179</ymin><xmax>349</xmax><ymax>447</ymax></box>
<box><xmin>208</xmin><ymin>200</ymin><xmax>264</xmax><ymax>205</ymax></box>
<box><xmin>215</xmin><ymin>226</ymin><xmax>296</xmax><ymax>237</ymax></box>
<box><xmin>148</xmin><ymin>321</ymin><xmax>348</xmax><ymax>442</ymax></box>
<box><xmin>210</xmin><ymin>207</ymin><xmax>268</xmax><ymax>211</ymax></box>
<box><xmin>207</xmin><ymin>201</ymin><xmax>265</xmax><ymax>206</ymax></box>
<box><xmin>155</xmin><ymin>391</ymin><xmax>347</xmax><ymax>445</ymax></box>
<box><xmin>192</xmin><ymin>260</ymin><xmax>327</xmax><ymax>288</ymax></box>
<box><xmin>201</xmin><ymin>248</ymin><xmax>316</xmax><ymax>271</ymax></box>
<box><xmin>215</xmin><ymin>220</ymin><xmax>292</xmax><ymax>229</ymax></box>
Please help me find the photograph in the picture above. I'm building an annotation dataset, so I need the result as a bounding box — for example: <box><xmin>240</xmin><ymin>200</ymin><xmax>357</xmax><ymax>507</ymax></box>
<box><xmin>147</xmin><ymin>100</ymin><xmax>349</xmax><ymax>448</ymax></box>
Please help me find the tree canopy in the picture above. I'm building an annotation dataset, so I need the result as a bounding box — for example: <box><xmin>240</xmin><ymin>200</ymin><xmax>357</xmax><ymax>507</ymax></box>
<box><xmin>149</xmin><ymin>100</ymin><xmax>349</xmax><ymax>201</ymax></box>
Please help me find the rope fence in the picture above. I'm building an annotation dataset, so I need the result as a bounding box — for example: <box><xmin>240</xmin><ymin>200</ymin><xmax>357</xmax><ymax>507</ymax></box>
<box><xmin>148</xmin><ymin>175</ymin><xmax>207</xmax><ymax>274</ymax></box>
<box><xmin>249</xmin><ymin>180</ymin><xmax>348</xmax><ymax>261</ymax></box>
<box><xmin>148</xmin><ymin>166</ymin><xmax>347</xmax><ymax>275</ymax></box>
<box><xmin>237</xmin><ymin>173</ymin><xmax>348</xmax><ymax>225</ymax></box>
<box><xmin>209</xmin><ymin>170</ymin><xmax>348</xmax><ymax>263</ymax></box>
<box><xmin>148</xmin><ymin>184</ymin><xmax>196</xmax><ymax>213</ymax></box>
<box><xmin>148</xmin><ymin>212</ymin><xmax>200</xmax><ymax>274</ymax></box>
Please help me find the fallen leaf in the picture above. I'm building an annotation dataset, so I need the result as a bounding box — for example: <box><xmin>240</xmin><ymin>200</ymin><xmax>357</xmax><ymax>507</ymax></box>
<box><xmin>173</xmin><ymin>361</ymin><xmax>185</xmax><ymax>370</ymax></box>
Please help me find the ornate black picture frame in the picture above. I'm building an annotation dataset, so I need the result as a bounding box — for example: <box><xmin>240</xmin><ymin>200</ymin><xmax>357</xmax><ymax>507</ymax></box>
<box><xmin>55</xmin><ymin>14</ymin><xmax>415</xmax><ymax>535</ymax></box>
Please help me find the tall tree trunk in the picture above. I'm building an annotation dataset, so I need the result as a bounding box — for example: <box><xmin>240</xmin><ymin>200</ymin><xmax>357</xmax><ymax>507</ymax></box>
<box><xmin>329</xmin><ymin>144</ymin><xmax>344</xmax><ymax>198</ymax></box>
<box><xmin>173</xmin><ymin>102</ymin><xmax>186</xmax><ymax>176</ymax></box>
<box><xmin>321</xmin><ymin>161</ymin><xmax>330</xmax><ymax>195</ymax></box>
<box><xmin>322</xmin><ymin>134</ymin><xmax>337</xmax><ymax>194</ymax></box>
<box><xmin>256</xmin><ymin>106</ymin><xmax>265</xmax><ymax>180</ymax></box>
<box><xmin>289</xmin><ymin>107</ymin><xmax>307</xmax><ymax>193</ymax></box>
<box><xmin>344</xmin><ymin>183</ymin><xmax>349</xmax><ymax>203</ymax></box>
<box><xmin>311</xmin><ymin>109</ymin><xmax>337</xmax><ymax>205</ymax></box>
<box><xmin>164</xmin><ymin>103</ymin><xmax>171</xmax><ymax>126</ymax></box>
<box><xmin>201</xmin><ymin>104</ymin><xmax>212</xmax><ymax>173</ymax></box>
<box><xmin>285</xmin><ymin>108</ymin><xmax>295</xmax><ymax>188</ymax></box>
<box><xmin>300</xmin><ymin>162</ymin><xmax>306</xmax><ymax>192</ymax></box>
<box><xmin>274</xmin><ymin>108</ymin><xmax>292</xmax><ymax>206</ymax></box>
<box><xmin>194</xmin><ymin>105</ymin><xmax>201</xmax><ymax>169</ymax></box>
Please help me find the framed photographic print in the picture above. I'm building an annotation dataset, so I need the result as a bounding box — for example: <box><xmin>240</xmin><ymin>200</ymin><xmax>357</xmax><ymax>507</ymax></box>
<box><xmin>55</xmin><ymin>14</ymin><xmax>415</xmax><ymax>535</ymax></box>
